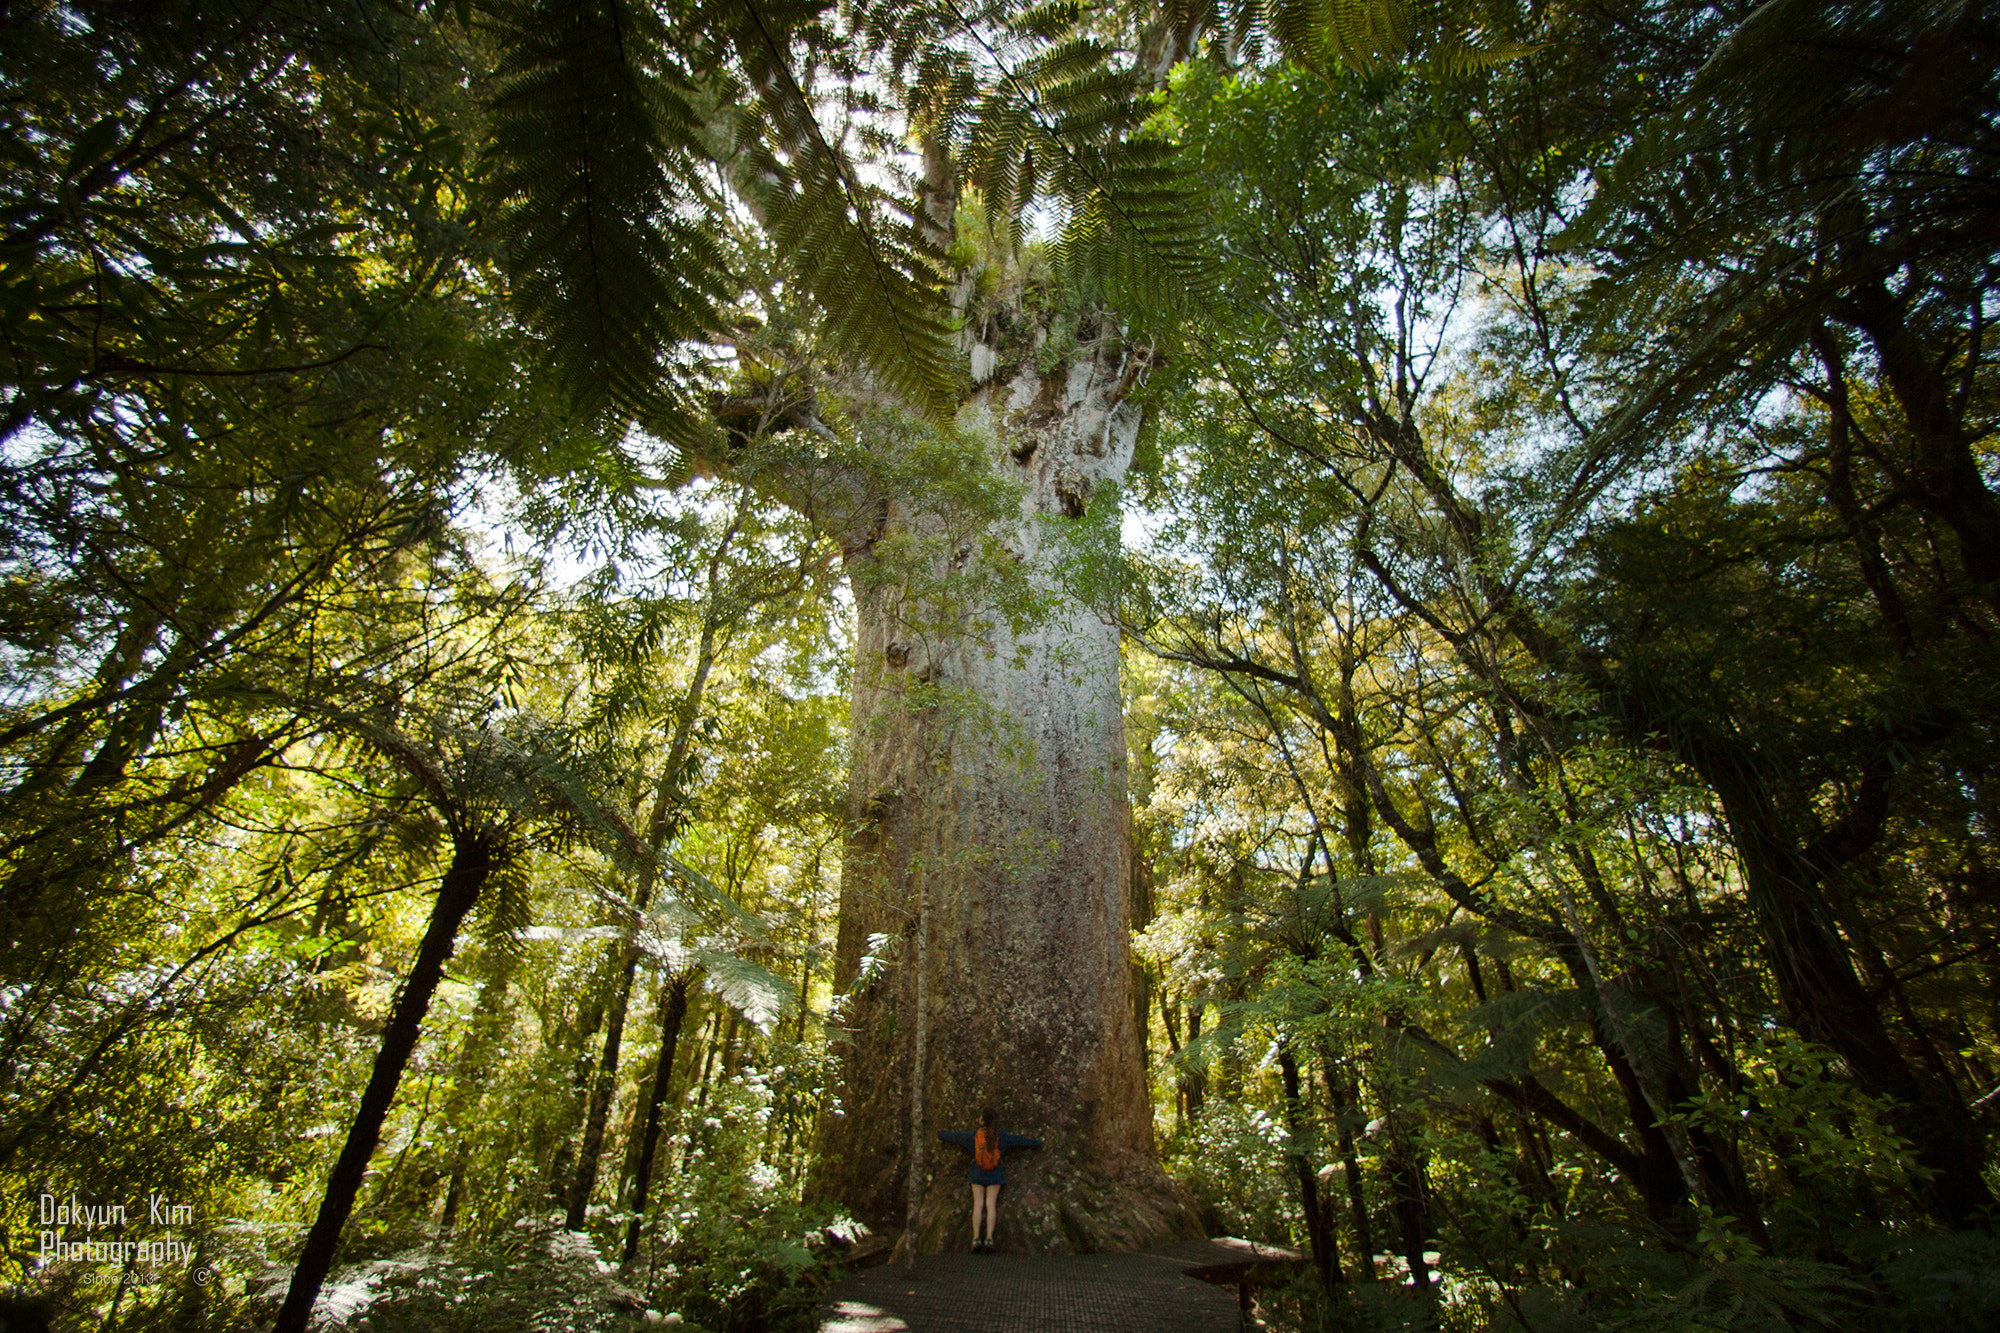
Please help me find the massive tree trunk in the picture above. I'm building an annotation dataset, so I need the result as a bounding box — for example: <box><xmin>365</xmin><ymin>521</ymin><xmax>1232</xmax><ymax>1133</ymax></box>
<box><xmin>810</xmin><ymin>316</ymin><xmax>1193</xmax><ymax>1253</ymax></box>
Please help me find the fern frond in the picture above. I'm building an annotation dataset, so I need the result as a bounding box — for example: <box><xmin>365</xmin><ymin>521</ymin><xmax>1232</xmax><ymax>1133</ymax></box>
<box><xmin>949</xmin><ymin>17</ymin><xmax>1221</xmax><ymax>328</ymax></box>
<box><xmin>1464</xmin><ymin>986</ymin><xmax>1590</xmax><ymax>1035</ymax></box>
<box><xmin>1559</xmin><ymin>0</ymin><xmax>1989</xmax><ymax>470</ymax></box>
<box><xmin>751</xmin><ymin>141</ymin><xmax>962</xmax><ymax>407</ymax></box>
<box><xmin>1254</xmin><ymin>0</ymin><xmax>1536</xmax><ymax>75</ymax></box>
<box><xmin>1425</xmin><ymin>37</ymin><xmax>1544</xmax><ymax>78</ymax></box>
<box><xmin>485</xmin><ymin>0</ymin><xmax>730</xmax><ymax>424</ymax></box>
<box><xmin>694</xmin><ymin>946</ymin><xmax>795</xmax><ymax>1032</ymax></box>
<box><xmin>476</xmin><ymin>861</ymin><xmax>536</xmax><ymax>958</ymax></box>
<box><xmin>718</xmin><ymin>0</ymin><xmax>963</xmax><ymax>409</ymax></box>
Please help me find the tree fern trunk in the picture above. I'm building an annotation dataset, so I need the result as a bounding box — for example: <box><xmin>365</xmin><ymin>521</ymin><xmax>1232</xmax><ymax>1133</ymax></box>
<box><xmin>1322</xmin><ymin>1052</ymin><xmax>1375</xmax><ymax>1280</ymax></box>
<box><xmin>274</xmin><ymin>830</ymin><xmax>494</xmax><ymax>1333</ymax></box>
<box><xmin>1279</xmin><ymin>1044</ymin><xmax>1340</xmax><ymax>1289</ymax></box>
<box><xmin>436</xmin><ymin>945</ymin><xmax>517</xmax><ymax>1233</ymax></box>
<box><xmin>621</xmin><ymin>973</ymin><xmax>690</xmax><ymax>1267</ymax></box>
<box><xmin>567</xmin><ymin>941</ymin><xmax>641</xmax><ymax>1229</ymax></box>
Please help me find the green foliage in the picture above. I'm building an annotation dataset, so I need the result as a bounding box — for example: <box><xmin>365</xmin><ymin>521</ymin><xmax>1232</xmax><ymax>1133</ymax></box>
<box><xmin>1124</xmin><ymin>5</ymin><xmax>1999</xmax><ymax>1327</ymax></box>
<box><xmin>298</xmin><ymin>1225</ymin><xmax>659</xmax><ymax>1333</ymax></box>
<box><xmin>637</xmin><ymin>1068</ymin><xmax>842</xmax><ymax>1333</ymax></box>
<box><xmin>1672</xmin><ymin>1034</ymin><xmax>1926</xmax><ymax>1190</ymax></box>
<box><xmin>1164</xmin><ymin>1100</ymin><xmax>1301</xmax><ymax>1244</ymax></box>
<box><xmin>4</xmin><ymin>3</ymin><xmax>1995</xmax><ymax>1331</ymax></box>
<box><xmin>485</xmin><ymin>0</ymin><xmax>731</xmax><ymax>431</ymax></box>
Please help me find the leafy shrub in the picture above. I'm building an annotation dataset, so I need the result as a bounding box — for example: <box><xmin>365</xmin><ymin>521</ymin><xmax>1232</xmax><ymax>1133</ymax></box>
<box><xmin>1163</xmin><ymin>1099</ymin><xmax>1300</xmax><ymax>1245</ymax></box>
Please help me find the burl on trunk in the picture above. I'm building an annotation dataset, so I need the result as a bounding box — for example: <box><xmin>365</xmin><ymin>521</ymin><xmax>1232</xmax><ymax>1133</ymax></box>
<box><xmin>809</xmin><ymin>314</ymin><xmax>1193</xmax><ymax>1254</ymax></box>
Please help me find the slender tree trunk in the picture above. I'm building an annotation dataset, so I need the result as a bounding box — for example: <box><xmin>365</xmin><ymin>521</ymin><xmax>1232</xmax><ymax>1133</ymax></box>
<box><xmin>437</xmin><ymin>946</ymin><xmax>516</xmax><ymax>1232</ymax></box>
<box><xmin>438</xmin><ymin>1161</ymin><xmax>469</xmax><ymax>1234</ymax></box>
<box><xmin>1129</xmin><ymin>748</ymin><xmax>1160</xmax><ymax>1078</ymax></box>
<box><xmin>1386</xmin><ymin>1143</ymin><xmax>1433</xmax><ymax>1293</ymax></box>
<box><xmin>568</xmin><ymin>942</ymin><xmax>642</xmax><ymax>1228</ymax></box>
<box><xmin>661</xmin><ymin>997</ymin><xmax>715</xmax><ymax>1181</ymax></box>
<box><xmin>274</xmin><ymin>829</ymin><xmax>496</xmax><ymax>1333</ymax></box>
<box><xmin>1278</xmin><ymin>1044</ymin><xmax>1340</xmax><ymax>1290</ymax></box>
<box><xmin>1321</xmin><ymin>1051</ymin><xmax>1374</xmax><ymax>1280</ymax></box>
<box><xmin>692</xmin><ymin>1008</ymin><xmax>724</xmax><ymax>1112</ymax></box>
<box><xmin>1184</xmin><ymin>1000</ymin><xmax>1207</xmax><ymax>1124</ymax></box>
<box><xmin>621</xmin><ymin>973</ymin><xmax>691</xmax><ymax>1266</ymax></box>
<box><xmin>547</xmin><ymin>982</ymin><xmax>607</xmax><ymax>1206</ymax></box>
<box><xmin>902</xmin><ymin>889</ymin><xmax>929</xmax><ymax>1268</ymax></box>
<box><xmin>678</xmin><ymin>1008</ymin><xmax>733</xmax><ymax>1172</ymax></box>
<box><xmin>566</xmin><ymin>550</ymin><xmax>731</xmax><ymax>1230</ymax></box>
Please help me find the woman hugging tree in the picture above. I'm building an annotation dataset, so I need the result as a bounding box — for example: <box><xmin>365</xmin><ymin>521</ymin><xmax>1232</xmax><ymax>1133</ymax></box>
<box><xmin>938</xmin><ymin>1108</ymin><xmax>1043</xmax><ymax>1253</ymax></box>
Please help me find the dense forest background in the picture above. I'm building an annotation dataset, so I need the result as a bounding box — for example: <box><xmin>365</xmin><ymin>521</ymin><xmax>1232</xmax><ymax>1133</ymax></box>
<box><xmin>3</xmin><ymin>0</ymin><xmax>1997</xmax><ymax>1330</ymax></box>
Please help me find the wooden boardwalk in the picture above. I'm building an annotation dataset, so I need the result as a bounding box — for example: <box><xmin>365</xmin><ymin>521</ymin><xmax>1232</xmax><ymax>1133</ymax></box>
<box><xmin>818</xmin><ymin>1239</ymin><xmax>1302</xmax><ymax>1333</ymax></box>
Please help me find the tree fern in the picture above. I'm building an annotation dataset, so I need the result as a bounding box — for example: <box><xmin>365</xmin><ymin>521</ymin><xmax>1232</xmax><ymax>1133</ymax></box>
<box><xmin>883</xmin><ymin>0</ymin><xmax>1537</xmax><ymax>343</ymax></box>
<box><xmin>922</xmin><ymin>7</ymin><xmax>1221</xmax><ymax>329</ymax></box>
<box><xmin>462</xmin><ymin>0</ymin><xmax>1541</xmax><ymax>420</ymax></box>
<box><xmin>731</xmin><ymin>114</ymin><xmax>963</xmax><ymax>409</ymax></box>
<box><xmin>1239</xmin><ymin>0</ymin><xmax>1538</xmax><ymax>78</ymax></box>
<box><xmin>700</xmin><ymin>0</ymin><xmax>970</xmax><ymax>409</ymax></box>
<box><xmin>484</xmin><ymin>0</ymin><xmax>731</xmax><ymax>434</ymax></box>
<box><xmin>1564</xmin><ymin>0</ymin><xmax>1999</xmax><ymax>463</ymax></box>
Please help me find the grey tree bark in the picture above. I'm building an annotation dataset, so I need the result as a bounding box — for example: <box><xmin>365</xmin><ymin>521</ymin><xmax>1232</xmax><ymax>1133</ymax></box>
<box><xmin>808</xmin><ymin>319</ymin><xmax>1194</xmax><ymax>1253</ymax></box>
